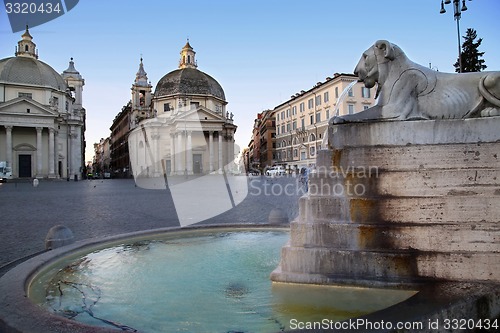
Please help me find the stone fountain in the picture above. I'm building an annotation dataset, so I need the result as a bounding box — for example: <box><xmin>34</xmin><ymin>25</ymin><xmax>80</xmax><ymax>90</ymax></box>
<box><xmin>271</xmin><ymin>40</ymin><xmax>500</xmax><ymax>287</ymax></box>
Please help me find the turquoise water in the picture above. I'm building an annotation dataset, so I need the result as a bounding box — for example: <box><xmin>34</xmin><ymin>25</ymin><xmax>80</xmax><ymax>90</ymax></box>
<box><xmin>30</xmin><ymin>230</ymin><xmax>416</xmax><ymax>333</ymax></box>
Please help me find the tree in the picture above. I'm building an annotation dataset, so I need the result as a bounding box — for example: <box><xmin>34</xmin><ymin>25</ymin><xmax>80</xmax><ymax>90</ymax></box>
<box><xmin>454</xmin><ymin>28</ymin><xmax>487</xmax><ymax>73</ymax></box>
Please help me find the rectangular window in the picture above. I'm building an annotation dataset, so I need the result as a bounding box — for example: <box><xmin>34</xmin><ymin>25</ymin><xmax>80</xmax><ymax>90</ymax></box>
<box><xmin>324</xmin><ymin>91</ymin><xmax>329</xmax><ymax>103</ymax></box>
<box><xmin>281</xmin><ymin>111</ymin><xmax>285</xmax><ymax>120</ymax></box>
<box><xmin>348</xmin><ymin>104</ymin><xmax>355</xmax><ymax>114</ymax></box>
<box><xmin>301</xmin><ymin>118</ymin><xmax>305</xmax><ymax>129</ymax></box>
<box><xmin>300</xmin><ymin>102</ymin><xmax>305</xmax><ymax>112</ymax></box>
<box><xmin>281</xmin><ymin>125</ymin><xmax>285</xmax><ymax>133</ymax></box>
<box><xmin>362</xmin><ymin>87</ymin><xmax>371</xmax><ymax>98</ymax></box>
<box><xmin>286</xmin><ymin>123</ymin><xmax>291</xmax><ymax>132</ymax></box>
<box><xmin>292</xmin><ymin>121</ymin><xmax>297</xmax><ymax>130</ymax></box>
<box><xmin>315</xmin><ymin>95</ymin><xmax>321</xmax><ymax>107</ymax></box>
<box><xmin>348</xmin><ymin>87</ymin><xmax>354</xmax><ymax>97</ymax></box>
<box><xmin>190</xmin><ymin>102</ymin><xmax>199</xmax><ymax>109</ymax></box>
<box><xmin>18</xmin><ymin>92</ymin><xmax>32</xmax><ymax>99</ymax></box>
<box><xmin>292</xmin><ymin>106</ymin><xmax>296</xmax><ymax>115</ymax></box>
<box><xmin>277</xmin><ymin>127</ymin><xmax>280</xmax><ymax>135</ymax></box>
<box><xmin>164</xmin><ymin>103</ymin><xmax>171</xmax><ymax>112</ymax></box>
<box><xmin>335</xmin><ymin>87</ymin><xmax>339</xmax><ymax>99</ymax></box>
<box><xmin>276</xmin><ymin>113</ymin><xmax>279</xmax><ymax>121</ymax></box>
<box><xmin>310</xmin><ymin>115</ymin><xmax>314</xmax><ymax>125</ymax></box>
<box><xmin>308</xmin><ymin>98</ymin><xmax>313</xmax><ymax>109</ymax></box>
<box><xmin>286</xmin><ymin>109</ymin><xmax>290</xmax><ymax>117</ymax></box>
<box><xmin>326</xmin><ymin>109</ymin><xmax>330</xmax><ymax>120</ymax></box>
<box><xmin>316</xmin><ymin>112</ymin><xmax>321</xmax><ymax>123</ymax></box>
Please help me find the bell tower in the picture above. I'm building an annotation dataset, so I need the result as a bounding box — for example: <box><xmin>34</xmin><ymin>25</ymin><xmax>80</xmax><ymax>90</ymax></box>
<box><xmin>131</xmin><ymin>57</ymin><xmax>152</xmax><ymax>127</ymax></box>
<box><xmin>62</xmin><ymin>58</ymin><xmax>84</xmax><ymax>108</ymax></box>
<box><xmin>178</xmin><ymin>40</ymin><xmax>197</xmax><ymax>69</ymax></box>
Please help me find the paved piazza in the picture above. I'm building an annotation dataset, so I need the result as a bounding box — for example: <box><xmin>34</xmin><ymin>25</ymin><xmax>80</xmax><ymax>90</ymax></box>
<box><xmin>0</xmin><ymin>176</ymin><xmax>303</xmax><ymax>268</ymax></box>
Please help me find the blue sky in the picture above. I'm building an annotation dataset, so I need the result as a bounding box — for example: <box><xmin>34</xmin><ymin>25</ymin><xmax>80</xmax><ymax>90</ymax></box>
<box><xmin>1</xmin><ymin>0</ymin><xmax>499</xmax><ymax>162</ymax></box>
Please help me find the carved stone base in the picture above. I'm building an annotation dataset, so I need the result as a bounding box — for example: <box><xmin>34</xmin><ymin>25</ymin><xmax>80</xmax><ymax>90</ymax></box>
<box><xmin>271</xmin><ymin>117</ymin><xmax>500</xmax><ymax>286</ymax></box>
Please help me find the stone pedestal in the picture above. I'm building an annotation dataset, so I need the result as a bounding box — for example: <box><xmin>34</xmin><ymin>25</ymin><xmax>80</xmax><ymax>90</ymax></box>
<box><xmin>271</xmin><ymin>117</ymin><xmax>500</xmax><ymax>286</ymax></box>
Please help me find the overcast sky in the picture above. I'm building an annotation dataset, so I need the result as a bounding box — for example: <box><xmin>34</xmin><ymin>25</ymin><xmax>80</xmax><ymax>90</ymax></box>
<box><xmin>1</xmin><ymin>0</ymin><xmax>499</xmax><ymax>162</ymax></box>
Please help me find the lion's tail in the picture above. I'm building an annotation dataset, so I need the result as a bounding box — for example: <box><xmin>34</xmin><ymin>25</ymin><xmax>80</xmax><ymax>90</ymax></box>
<box><xmin>479</xmin><ymin>74</ymin><xmax>500</xmax><ymax>108</ymax></box>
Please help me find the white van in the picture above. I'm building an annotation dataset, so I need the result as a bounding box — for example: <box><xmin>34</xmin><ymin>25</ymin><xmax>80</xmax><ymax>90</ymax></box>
<box><xmin>0</xmin><ymin>161</ymin><xmax>12</xmax><ymax>182</ymax></box>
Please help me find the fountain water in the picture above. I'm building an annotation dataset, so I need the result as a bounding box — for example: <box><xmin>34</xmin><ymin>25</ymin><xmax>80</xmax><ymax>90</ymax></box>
<box><xmin>322</xmin><ymin>79</ymin><xmax>358</xmax><ymax>147</ymax></box>
<box><xmin>25</xmin><ymin>228</ymin><xmax>415</xmax><ymax>333</ymax></box>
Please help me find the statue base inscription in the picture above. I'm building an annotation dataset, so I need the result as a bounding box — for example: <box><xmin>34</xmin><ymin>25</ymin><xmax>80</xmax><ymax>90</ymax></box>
<box><xmin>271</xmin><ymin>117</ymin><xmax>500</xmax><ymax>287</ymax></box>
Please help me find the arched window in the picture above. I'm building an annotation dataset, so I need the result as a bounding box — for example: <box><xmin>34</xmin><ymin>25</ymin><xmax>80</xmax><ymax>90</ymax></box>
<box><xmin>25</xmin><ymin>45</ymin><xmax>29</xmax><ymax>52</ymax></box>
<box><xmin>188</xmin><ymin>55</ymin><xmax>191</xmax><ymax>63</ymax></box>
<box><xmin>282</xmin><ymin>140</ymin><xmax>287</xmax><ymax>147</ymax></box>
<box><xmin>310</xmin><ymin>133</ymin><xmax>316</xmax><ymax>142</ymax></box>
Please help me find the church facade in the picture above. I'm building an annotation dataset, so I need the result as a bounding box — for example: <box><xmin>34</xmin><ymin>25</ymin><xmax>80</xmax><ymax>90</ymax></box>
<box><xmin>128</xmin><ymin>42</ymin><xmax>237</xmax><ymax>177</ymax></box>
<box><xmin>0</xmin><ymin>27</ymin><xmax>86</xmax><ymax>180</ymax></box>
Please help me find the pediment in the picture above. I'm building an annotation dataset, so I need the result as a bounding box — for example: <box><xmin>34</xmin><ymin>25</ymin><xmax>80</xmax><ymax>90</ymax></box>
<box><xmin>175</xmin><ymin>106</ymin><xmax>226</xmax><ymax>122</ymax></box>
<box><xmin>0</xmin><ymin>97</ymin><xmax>58</xmax><ymax>117</ymax></box>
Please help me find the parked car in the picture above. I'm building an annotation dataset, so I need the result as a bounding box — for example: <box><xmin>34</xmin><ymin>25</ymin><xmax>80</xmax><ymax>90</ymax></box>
<box><xmin>265</xmin><ymin>166</ymin><xmax>286</xmax><ymax>177</ymax></box>
<box><xmin>248</xmin><ymin>168</ymin><xmax>261</xmax><ymax>176</ymax></box>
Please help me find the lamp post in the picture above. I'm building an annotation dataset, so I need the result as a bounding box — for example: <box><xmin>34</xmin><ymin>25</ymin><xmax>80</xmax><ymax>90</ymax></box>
<box><xmin>440</xmin><ymin>0</ymin><xmax>471</xmax><ymax>73</ymax></box>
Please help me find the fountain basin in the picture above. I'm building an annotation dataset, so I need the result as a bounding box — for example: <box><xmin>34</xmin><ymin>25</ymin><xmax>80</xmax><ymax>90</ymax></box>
<box><xmin>0</xmin><ymin>225</ymin><xmax>417</xmax><ymax>333</ymax></box>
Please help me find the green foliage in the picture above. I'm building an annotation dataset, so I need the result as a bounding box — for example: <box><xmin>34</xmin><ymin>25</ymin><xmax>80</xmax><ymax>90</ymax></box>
<box><xmin>454</xmin><ymin>28</ymin><xmax>487</xmax><ymax>73</ymax></box>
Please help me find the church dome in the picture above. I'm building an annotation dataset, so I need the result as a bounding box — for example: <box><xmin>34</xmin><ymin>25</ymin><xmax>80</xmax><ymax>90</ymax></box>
<box><xmin>0</xmin><ymin>56</ymin><xmax>67</xmax><ymax>91</ymax></box>
<box><xmin>154</xmin><ymin>68</ymin><xmax>225</xmax><ymax>101</ymax></box>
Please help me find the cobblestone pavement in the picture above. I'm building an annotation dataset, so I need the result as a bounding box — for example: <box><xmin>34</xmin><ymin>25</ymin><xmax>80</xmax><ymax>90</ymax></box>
<box><xmin>0</xmin><ymin>175</ymin><xmax>305</xmax><ymax>268</ymax></box>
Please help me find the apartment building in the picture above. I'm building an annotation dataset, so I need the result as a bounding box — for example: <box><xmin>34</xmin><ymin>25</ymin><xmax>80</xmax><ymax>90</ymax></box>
<box><xmin>248</xmin><ymin>109</ymin><xmax>276</xmax><ymax>171</ymax></box>
<box><xmin>274</xmin><ymin>73</ymin><xmax>375</xmax><ymax>172</ymax></box>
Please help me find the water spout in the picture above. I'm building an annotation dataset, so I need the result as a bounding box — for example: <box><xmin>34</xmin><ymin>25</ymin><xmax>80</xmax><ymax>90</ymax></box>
<box><xmin>322</xmin><ymin>79</ymin><xmax>358</xmax><ymax>146</ymax></box>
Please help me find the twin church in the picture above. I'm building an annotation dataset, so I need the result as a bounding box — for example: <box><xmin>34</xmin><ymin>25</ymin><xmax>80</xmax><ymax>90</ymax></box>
<box><xmin>128</xmin><ymin>41</ymin><xmax>237</xmax><ymax>177</ymax></box>
<box><xmin>0</xmin><ymin>28</ymin><xmax>237</xmax><ymax>180</ymax></box>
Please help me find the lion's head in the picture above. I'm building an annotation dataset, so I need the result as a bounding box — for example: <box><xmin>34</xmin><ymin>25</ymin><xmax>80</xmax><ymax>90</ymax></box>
<box><xmin>354</xmin><ymin>40</ymin><xmax>402</xmax><ymax>93</ymax></box>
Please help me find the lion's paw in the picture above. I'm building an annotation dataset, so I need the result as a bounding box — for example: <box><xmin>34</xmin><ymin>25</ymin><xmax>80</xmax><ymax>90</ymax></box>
<box><xmin>332</xmin><ymin>116</ymin><xmax>346</xmax><ymax>124</ymax></box>
<box><xmin>481</xmin><ymin>107</ymin><xmax>500</xmax><ymax>117</ymax></box>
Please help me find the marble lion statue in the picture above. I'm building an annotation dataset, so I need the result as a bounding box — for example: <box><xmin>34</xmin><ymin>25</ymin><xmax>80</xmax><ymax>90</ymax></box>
<box><xmin>332</xmin><ymin>40</ymin><xmax>500</xmax><ymax>124</ymax></box>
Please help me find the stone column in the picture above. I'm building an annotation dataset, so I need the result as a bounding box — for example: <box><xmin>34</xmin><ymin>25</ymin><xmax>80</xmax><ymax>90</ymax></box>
<box><xmin>73</xmin><ymin>127</ymin><xmax>82</xmax><ymax>180</ymax></box>
<box><xmin>36</xmin><ymin>127</ymin><xmax>43</xmax><ymax>178</ymax></box>
<box><xmin>187</xmin><ymin>131</ymin><xmax>193</xmax><ymax>175</ymax></box>
<box><xmin>153</xmin><ymin>131</ymin><xmax>161</xmax><ymax>177</ymax></box>
<box><xmin>5</xmin><ymin>126</ymin><xmax>12</xmax><ymax>170</ymax></box>
<box><xmin>54</xmin><ymin>131</ymin><xmax>60</xmax><ymax>178</ymax></box>
<box><xmin>48</xmin><ymin>128</ymin><xmax>56</xmax><ymax>178</ymax></box>
<box><xmin>175</xmin><ymin>133</ymin><xmax>183</xmax><ymax>175</ymax></box>
<box><xmin>170</xmin><ymin>133</ymin><xmax>175</xmax><ymax>175</ymax></box>
<box><xmin>218</xmin><ymin>131</ymin><xmax>223</xmax><ymax>174</ymax></box>
<box><xmin>209</xmin><ymin>131</ymin><xmax>214</xmax><ymax>172</ymax></box>
<box><xmin>227</xmin><ymin>131</ymin><xmax>232</xmax><ymax>172</ymax></box>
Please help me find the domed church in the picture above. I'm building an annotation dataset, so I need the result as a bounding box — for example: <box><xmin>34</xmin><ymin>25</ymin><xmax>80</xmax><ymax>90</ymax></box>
<box><xmin>129</xmin><ymin>42</ymin><xmax>237</xmax><ymax>176</ymax></box>
<box><xmin>0</xmin><ymin>27</ymin><xmax>86</xmax><ymax>180</ymax></box>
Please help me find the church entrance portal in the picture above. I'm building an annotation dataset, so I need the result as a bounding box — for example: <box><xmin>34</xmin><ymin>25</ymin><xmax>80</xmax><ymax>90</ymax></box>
<box><xmin>18</xmin><ymin>154</ymin><xmax>32</xmax><ymax>178</ymax></box>
<box><xmin>193</xmin><ymin>154</ymin><xmax>202</xmax><ymax>174</ymax></box>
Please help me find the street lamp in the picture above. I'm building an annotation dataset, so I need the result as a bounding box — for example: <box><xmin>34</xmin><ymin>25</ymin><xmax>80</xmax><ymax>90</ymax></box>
<box><xmin>440</xmin><ymin>0</ymin><xmax>471</xmax><ymax>73</ymax></box>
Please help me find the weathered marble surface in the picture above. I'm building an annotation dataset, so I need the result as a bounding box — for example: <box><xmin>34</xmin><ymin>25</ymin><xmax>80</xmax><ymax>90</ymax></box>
<box><xmin>271</xmin><ymin>117</ymin><xmax>500</xmax><ymax>286</ymax></box>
